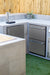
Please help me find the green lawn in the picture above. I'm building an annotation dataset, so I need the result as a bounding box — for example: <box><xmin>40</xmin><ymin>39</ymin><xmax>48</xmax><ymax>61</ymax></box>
<box><xmin>26</xmin><ymin>54</ymin><xmax>50</xmax><ymax>75</ymax></box>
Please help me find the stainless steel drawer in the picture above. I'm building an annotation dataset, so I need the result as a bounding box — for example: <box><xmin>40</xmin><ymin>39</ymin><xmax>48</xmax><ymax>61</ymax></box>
<box><xmin>7</xmin><ymin>25</ymin><xmax>24</xmax><ymax>38</ymax></box>
<box><xmin>29</xmin><ymin>39</ymin><xmax>45</xmax><ymax>56</ymax></box>
<box><xmin>29</xmin><ymin>25</ymin><xmax>45</xmax><ymax>41</ymax></box>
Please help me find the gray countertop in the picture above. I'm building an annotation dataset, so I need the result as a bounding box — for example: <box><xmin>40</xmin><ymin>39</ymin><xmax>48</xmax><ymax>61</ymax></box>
<box><xmin>0</xmin><ymin>19</ymin><xmax>50</xmax><ymax>27</ymax></box>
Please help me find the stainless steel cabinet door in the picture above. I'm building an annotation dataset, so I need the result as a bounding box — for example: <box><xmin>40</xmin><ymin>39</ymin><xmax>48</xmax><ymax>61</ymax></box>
<box><xmin>29</xmin><ymin>39</ymin><xmax>45</xmax><ymax>56</ymax></box>
<box><xmin>7</xmin><ymin>25</ymin><xmax>24</xmax><ymax>38</ymax></box>
<box><xmin>29</xmin><ymin>25</ymin><xmax>45</xmax><ymax>41</ymax></box>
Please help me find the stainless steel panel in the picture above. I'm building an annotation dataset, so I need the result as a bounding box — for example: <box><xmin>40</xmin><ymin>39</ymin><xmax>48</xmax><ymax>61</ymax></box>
<box><xmin>29</xmin><ymin>39</ymin><xmax>45</xmax><ymax>56</ymax></box>
<box><xmin>29</xmin><ymin>25</ymin><xmax>45</xmax><ymax>41</ymax></box>
<box><xmin>7</xmin><ymin>25</ymin><xmax>24</xmax><ymax>38</ymax></box>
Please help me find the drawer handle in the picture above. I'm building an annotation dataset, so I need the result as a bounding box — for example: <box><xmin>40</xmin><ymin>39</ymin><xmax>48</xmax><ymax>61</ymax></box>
<box><xmin>29</xmin><ymin>27</ymin><xmax>45</xmax><ymax>30</ymax></box>
<box><xmin>29</xmin><ymin>40</ymin><xmax>45</xmax><ymax>45</ymax></box>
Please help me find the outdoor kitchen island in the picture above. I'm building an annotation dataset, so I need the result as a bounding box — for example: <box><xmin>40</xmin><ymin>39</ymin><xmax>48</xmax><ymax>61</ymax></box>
<box><xmin>0</xmin><ymin>19</ymin><xmax>50</xmax><ymax>60</ymax></box>
<box><xmin>0</xmin><ymin>34</ymin><xmax>26</xmax><ymax>75</ymax></box>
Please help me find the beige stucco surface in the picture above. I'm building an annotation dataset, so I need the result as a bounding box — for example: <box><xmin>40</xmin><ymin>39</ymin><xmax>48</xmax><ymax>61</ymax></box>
<box><xmin>0</xmin><ymin>34</ymin><xmax>26</xmax><ymax>75</ymax></box>
<box><xmin>0</xmin><ymin>34</ymin><xmax>15</xmax><ymax>43</ymax></box>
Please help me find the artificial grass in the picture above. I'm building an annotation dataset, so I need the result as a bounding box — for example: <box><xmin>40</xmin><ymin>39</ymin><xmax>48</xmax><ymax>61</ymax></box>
<box><xmin>26</xmin><ymin>54</ymin><xmax>50</xmax><ymax>75</ymax></box>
